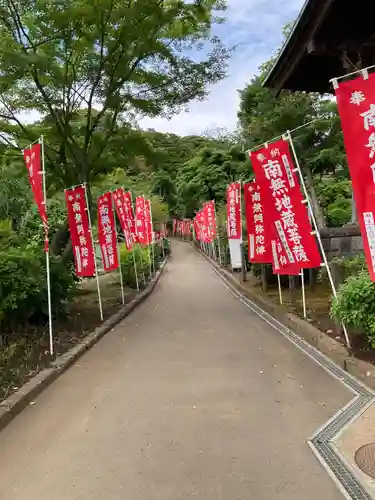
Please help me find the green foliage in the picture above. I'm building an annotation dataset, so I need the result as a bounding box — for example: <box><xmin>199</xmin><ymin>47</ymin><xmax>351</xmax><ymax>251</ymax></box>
<box><xmin>319</xmin><ymin>254</ymin><xmax>366</xmax><ymax>285</ymax></box>
<box><xmin>331</xmin><ymin>271</ymin><xmax>375</xmax><ymax>346</ymax></box>
<box><xmin>315</xmin><ymin>180</ymin><xmax>351</xmax><ymax>209</ymax></box>
<box><xmin>0</xmin><ymin>175</ymin><xmax>31</xmax><ymax>227</ymax></box>
<box><xmin>238</xmin><ymin>64</ymin><xmax>350</xmax><ymax>227</ymax></box>
<box><xmin>119</xmin><ymin>244</ymin><xmax>151</xmax><ymax>289</ymax></box>
<box><xmin>326</xmin><ymin>198</ymin><xmax>351</xmax><ymax>227</ymax></box>
<box><xmin>0</xmin><ymin>219</ymin><xmax>19</xmax><ymax>247</ymax></box>
<box><xmin>19</xmin><ymin>198</ymin><xmax>67</xmax><ymax>247</ymax></box>
<box><xmin>0</xmin><ymin>245</ymin><xmax>76</xmax><ymax>329</ymax></box>
<box><xmin>315</xmin><ymin>180</ymin><xmax>351</xmax><ymax>227</ymax></box>
<box><xmin>0</xmin><ymin>0</ymin><xmax>230</xmax><ymax>192</ymax></box>
<box><xmin>341</xmin><ymin>254</ymin><xmax>367</xmax><ymax>277</ymax></box>
<box><xmin>176</xmin><ymin>145</ymin><xmax>250</xmax><ymax>216</ymax></box>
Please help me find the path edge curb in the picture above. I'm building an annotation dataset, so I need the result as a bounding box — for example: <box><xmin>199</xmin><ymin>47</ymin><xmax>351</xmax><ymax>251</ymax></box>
<box><xmin>195</xmin><ymin>246</ymin><xmax>375</xmax><ymax>392</ymax></box>
<box><xmin>0</xmin><ymin>256</ymin><xmax>169</xmax><ymax>433</ymax></box>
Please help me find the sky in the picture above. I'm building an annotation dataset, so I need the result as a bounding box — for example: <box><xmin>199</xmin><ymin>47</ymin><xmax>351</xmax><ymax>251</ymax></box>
<box><xmin>140</xmin><ymin>0</ymin><xmax>306</xmax><ymax>137</ymax></box>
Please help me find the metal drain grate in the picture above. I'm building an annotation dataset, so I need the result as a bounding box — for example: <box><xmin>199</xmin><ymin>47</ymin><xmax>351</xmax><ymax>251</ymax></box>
<box><xmin>209</xmin><ymin>263</ymin><xmax>375</xmax><ymax>500</ymax></box>
<box><xmin>355</xmin><ymin>444</ymin><xmax>375</xmax><ymax>479</ymax></box>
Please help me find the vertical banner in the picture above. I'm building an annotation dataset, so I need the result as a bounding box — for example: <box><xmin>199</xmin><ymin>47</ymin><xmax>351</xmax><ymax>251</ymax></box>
<box><xmin>226</xmin><ymin>182</ymin><xmax>242</xmax><ymax>240</ymax></box>
<box><xmin>185</xmin><ymin>219</ymin><xmax>192</xmax><ymax>238</ymax></box>
<box><xmin>249</xmin><ymin>139</ymin><xmax>321</xmax><ymax>272</ymax></box>
<box><xmin>173</xmin><ymin>219</ymin><xmax>177</xmax><ymax>235</ymax></box>
<box><xmin>205</xmin><ymin>201</ymin><xmax>217</xmax><ymax>241</ymax></box>
<box><xmin>98</xmin><ymin>193</ymin><xmax>119</xmax><ymax>272</ymax></box>
<box><xmin>243</xmin><ymin>181</ymin><xmax>272</xmax><ymax>263</ymax></box>
<box><xmin>334</xmin><ymin>71</ymin><xmax>375</xmax><ymax>281</ymax></box>
<box><xmin>193</xmin><ymin>216</ymin><xmax>200</xmax><ymax>240</ymax></box>
<box><xmin>135</xmin><ymin>196</ymin><xmax>148</xmax><ymax>245</ymax></box>
<box><xmin>65</xmin><ymin>185</ymin><xmax>96</xmax><ymax>277</ymax></box>
<box><xmin>123</xmin><ymin>191</ymin><xmax>137</xmax><ymax>243</ymax></box>
<box><xmin>144</xmin><ymin>199</ymin><xmax>153</xmax><ymax>244</ymax></box>
<box><xmin>113</xmin><ymin>188</ymin><xmax>133</xmax><ymax>250</ymax></box>
<box><xmin>200</xmin><ymin>209</ymin><xmax>210</xmax><ymax>243</ymax></box>
<box><xmin>24</xmin><ymin>143</ymin><xmax>49</xmax><ymax>251</ymax></box>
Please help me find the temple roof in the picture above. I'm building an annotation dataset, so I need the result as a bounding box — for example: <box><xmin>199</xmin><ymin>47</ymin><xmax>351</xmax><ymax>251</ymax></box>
<box><xmin>263</xmin><ymin>0</ymin><xmax>375</xmax><ymax>93</ymax></box>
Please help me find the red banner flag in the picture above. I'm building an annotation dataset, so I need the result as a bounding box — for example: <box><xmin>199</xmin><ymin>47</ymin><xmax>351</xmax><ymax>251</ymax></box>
<box><xmin>172</xmin><ymin>219</ymin><xmax>177</xmax><ymax>235</ymax></box>
<box><xmin>135</xmin><ymin>196</ymin><xmax>148</xmax><ymax>245</ymax></box>
<box><xmin>205</xmin><ymin>201</ymin><xmax>217</xmax><ymax>241</ymax></box>
<box><xmin>249</xmin><ymin>139</ymin><xmax>321</xmax><ymax>272</ymax></box>
<box><xmin>243</xmin><ymin>182</ymin><xmax>272</xmax><ymax>263</ymax></box>
<box><xmin>24</xmin><ymin>143</ymin><xmax>49</xmax><ymax>251</ymax></box>
<box><xmin>227</xmin><ymin>183</ymin><xmax>242</xmax><ymax>239</ymax></box>
<box><xmin>193</xmin><ymin>217</ymin><xmax>200</xmax><ymax>240</ymax></box>
<box><xmin>201</xmin><ymin>210</ymin><xmax>211</xmax><ymax>243</ymax></box>
<box><xmin>113</xmin><ymin>188</ymin><xmax>133</xmax><ymax>250</ymax></box>
<box><xmin>123</xmin><ymin>191</ymin><xmax>137</xmax><ymax>243</ymax></box>
<box><xmin>334</xmin><ymin>71</ymin><xmax>375</xmax><ymax>281</ymax></box>
<box><xmin>144</xmin><ymin>199</ymin><xmax>153</xmax><ymax>244</ymax></box>
<box><xmin>183</xmin><ymin>219</ymin><xmax>190</xmax><ymax>237</ymax></box>
<box><xmin>65</xmin><ymin>185</ymin><xmax>95</xmax><ymax>277</ymax></box>
<box><xmin>97</xmin><ymin>193</ymin><xmax>119</xmax><ymax>272</ymax></box>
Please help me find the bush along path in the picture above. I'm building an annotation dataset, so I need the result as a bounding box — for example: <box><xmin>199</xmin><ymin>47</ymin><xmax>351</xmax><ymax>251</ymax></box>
<box><xmin>0</xmin><ymin>238</ymin><xmax>170</xmax><ymax>404</ymax></box>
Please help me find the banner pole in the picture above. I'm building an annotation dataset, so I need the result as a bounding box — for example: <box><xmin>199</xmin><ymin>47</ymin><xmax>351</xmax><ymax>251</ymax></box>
<box><xmin>213</xmin><ymin>201</ymin><xmax>222</xmax><ymax>266</ymax></box>
<box><xmin>211</xmin><ymin>242</ymin><xmax>216</xmax><ymax>260</ymax></box>
<box><xmin>132</xmin><ymin>249</ymin><xmax>140</xmax><ymax>292</ymax></box>
<box><xmin>277</xmin><ymin>274</ymin><xmax>283</xmax><ymax>305</ymax></box>
<box><xmin>84</xmin><ymin>182</ymin><xmax>103</xmax><ymax>321</ymax></box>
<box><xmin>129</xmin><ymin>191</ymin><xmax>142</xmax><ymax>288</ymax></box>
<box><xmin>286</xmin><ymin>131</ymin><xmax>351</xmax><ymax>349</ymax></box>
<box><xmin>149</xmin><ymin>200</ymin><xmax>156</xmax><ymax>274</ymax></box>
<box><xmin>40</xmin><ymin>136</ymin><xmax>53</xmax><ymax>356</ymax></box>
<box><xmin>112</xmin><ymin>194</ymin><xmax>125</xmax><ymax>305</ymax></box>
<box><xmin>301</xmin><ymin>269</ymin><xmax>307</xmax><ymax>319</ymax></box>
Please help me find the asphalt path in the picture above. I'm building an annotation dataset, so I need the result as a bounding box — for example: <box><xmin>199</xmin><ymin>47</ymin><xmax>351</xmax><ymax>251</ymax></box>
<box><xmin>0</xmin><ymin>241</ymin><xmax>351</xmax><ymax>500</ymax></box>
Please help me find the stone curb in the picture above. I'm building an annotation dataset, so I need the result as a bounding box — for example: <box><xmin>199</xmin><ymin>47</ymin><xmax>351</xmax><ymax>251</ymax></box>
<box><xmin>196</xmin><ymin>246</ymin><xmax>375</xmax><ymax>391</ymax></box>
<box><xmin>0</xmin><ymin>257</ymin><xmax>169</xmax><ymax>433</ymax></box>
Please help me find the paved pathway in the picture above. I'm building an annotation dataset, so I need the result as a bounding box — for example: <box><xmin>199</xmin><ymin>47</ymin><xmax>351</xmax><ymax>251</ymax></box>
<box><xmin>0</xmin><ymin>242</ymin><xmax>352</xmax><ymax>499</ymax></box>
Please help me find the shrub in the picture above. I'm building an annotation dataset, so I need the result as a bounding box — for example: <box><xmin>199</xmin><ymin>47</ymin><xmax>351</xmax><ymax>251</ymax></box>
<box><xmin>19</xmin><ymin>198</ymin><xmax>67</xmax><ymax>247</ymax></box>
<box><xmin>0</xmin><ymin>245</ymin><xmax>76</xmax><ymax>330</ymax></box>
<box><xmin>326</xmin><ymin>197</ymin><xmax>351</xmax><ymax>227</ymax></box>
<box><xmin>119</xmin><ymin>244</ymin><xmax>151</xmax><ymax>289</ymax></box>
<box><xmin>319</xmin><ymin>254</ymin><xmax>366</xmax><ymax>285</ymax></box>
<box><xmin>0</xmin><ymin>219</ymin><xmax>19</xmax><ymax>247</ymax></box>
<box><xmin>161</xmin><ymin>237</ymin><xmax>171</xmax><ymax>255</ymax></box>
<box><xmin>331</xmin><ymin>271</ymin><xmax>375</xmax><ymax>346</ymax></box>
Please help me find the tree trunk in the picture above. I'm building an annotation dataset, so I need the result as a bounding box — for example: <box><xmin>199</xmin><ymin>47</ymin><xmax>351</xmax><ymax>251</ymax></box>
<box><xmin>309</xmin><ymin>268</ymin><xmax>317</xmax><ymax>291</ymax></box>
<box><xmin>50</xmin><ymin>219</ymin><xmax>70</xmax><ymax>256</ymax></box>
<box><xmin>240</xmin><ymin>242</ymin><xmax>247</xmax><ymax>282</ymax></box>
<box><xmin>260</xmin><ymin>264</ymin><xmax>268</xmax><ymax>292</ymax></box>
<box><xmin>289</xmin><ymin>275</ymin><xmax>297</xmax><ymax>303</ymax></box>
<box><xmin>304</xmin><ymin>165</ymin><xmax>326</xmax><ymax>229</ymax></box>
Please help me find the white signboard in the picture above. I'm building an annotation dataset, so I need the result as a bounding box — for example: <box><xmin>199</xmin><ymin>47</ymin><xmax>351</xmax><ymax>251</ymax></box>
<box><xmin>229</xmin><ymin>238</ymin><xmax>242</xmax><ymax>270</ymax></box>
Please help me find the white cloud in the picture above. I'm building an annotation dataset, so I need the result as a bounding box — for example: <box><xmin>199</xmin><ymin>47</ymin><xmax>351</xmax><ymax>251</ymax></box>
<box><xmin>140</xmin><ymin>0</ymin><xmax>305</xmax><ymax>136</ymax></box>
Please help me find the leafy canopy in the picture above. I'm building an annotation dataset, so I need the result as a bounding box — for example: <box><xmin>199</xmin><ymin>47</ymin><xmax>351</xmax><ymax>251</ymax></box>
<box><xmin>0</xmin><ymin>0</ymin><xmax>230</xmax><ymax>190</ymax></box>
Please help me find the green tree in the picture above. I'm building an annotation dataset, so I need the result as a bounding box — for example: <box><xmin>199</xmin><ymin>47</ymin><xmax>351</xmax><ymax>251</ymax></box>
<box><xmin>0</xmin><ymin>0</ymin><xmax>230</xmax><ymax>258</ymax></box>
<box><xmin>176</xmin><ymin>145</ymin><xmax>250</xmax><ymax>216</ymax></box>
<box><xmin>238</xmin><ymin>73</ymin><xmax>347</xmax><ymax>228</ymax></box>
<box><xmin>0</xmin><ymin>0</ymin><xmax>230</xmax><ymax>196</ymax></box>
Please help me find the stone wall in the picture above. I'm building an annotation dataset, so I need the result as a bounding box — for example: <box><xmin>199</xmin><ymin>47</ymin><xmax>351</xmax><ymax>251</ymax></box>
<box><xmin>320</xmin><ymin>224</ymin><xmax>364</xmax><ymax>260</ymax></box>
